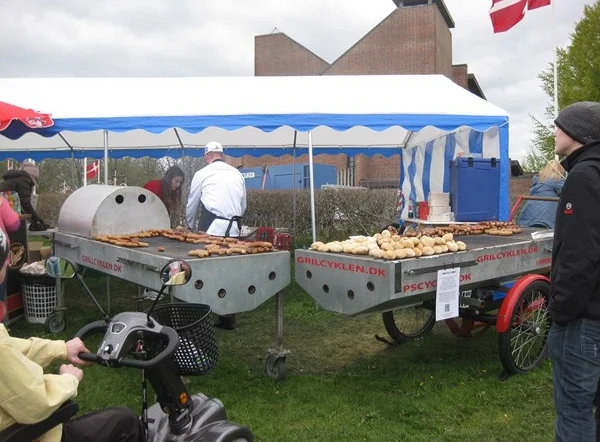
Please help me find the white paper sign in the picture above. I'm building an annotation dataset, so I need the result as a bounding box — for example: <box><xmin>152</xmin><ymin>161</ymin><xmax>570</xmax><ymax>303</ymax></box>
<box><xmin>435</xmin><ymin>268</ymin><xmax>460</xmax><ymax>321</ymax></box>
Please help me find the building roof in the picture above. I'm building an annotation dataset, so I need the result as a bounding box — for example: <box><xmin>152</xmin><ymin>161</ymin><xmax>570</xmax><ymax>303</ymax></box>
<box><xmin>392</xmin><ymin>0</ymin><xmax>455</xmax><ymax>29</ymax></box>
<box><xmin>467</xmin><ymin>74</ymin><xmax>486</xmax><ymax>100</ymax></box>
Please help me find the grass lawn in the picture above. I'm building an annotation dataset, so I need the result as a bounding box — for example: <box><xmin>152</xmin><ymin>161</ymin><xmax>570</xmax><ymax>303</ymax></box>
<box><xmin>7</xmin><ymin>272</ymin><xmax>555</xmax><ymax>442</ymax></box>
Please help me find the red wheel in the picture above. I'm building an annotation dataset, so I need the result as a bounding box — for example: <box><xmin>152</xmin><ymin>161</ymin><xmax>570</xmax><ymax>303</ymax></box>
<box><xmin>445</xmin><ymin>318</ymin><xmax>490</xmax><ymax>338</ymax></box>
<box><xmin>498</xmin><ymin>279</ymin><xmax>550</xmax><ymax>374</ymax></box>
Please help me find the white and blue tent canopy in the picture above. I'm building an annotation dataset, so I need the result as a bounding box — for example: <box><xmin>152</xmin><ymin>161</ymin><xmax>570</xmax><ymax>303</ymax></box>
<box><xmin>0</xmin><ymin>74</ymin><xmax>510</xmax><ymax>218</ymax></box>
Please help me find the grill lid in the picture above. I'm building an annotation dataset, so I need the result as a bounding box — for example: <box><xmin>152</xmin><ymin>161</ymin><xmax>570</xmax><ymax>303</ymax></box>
<box><xmin>58</xmin><ymin>184</ymin><xmax>171</xmax><ymax>238</ymax></box>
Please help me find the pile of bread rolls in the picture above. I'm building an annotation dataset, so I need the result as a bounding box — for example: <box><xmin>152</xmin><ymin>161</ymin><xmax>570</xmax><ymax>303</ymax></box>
<box><xmin>310</xmin><ymin>229</ymin><xmax>466</xmax><ymax>261</ymax></box>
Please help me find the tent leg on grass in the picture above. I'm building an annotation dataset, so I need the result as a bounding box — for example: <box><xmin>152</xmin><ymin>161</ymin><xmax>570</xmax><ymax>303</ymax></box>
<box><xmin>308</xmin><ymin>131</ymin><xmax>316</xmax><ymax>244</ymax></box>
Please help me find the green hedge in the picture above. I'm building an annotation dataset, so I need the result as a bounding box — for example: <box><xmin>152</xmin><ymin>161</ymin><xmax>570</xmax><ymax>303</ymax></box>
<box><xmin>244</xmin><ymin>189</ymin><xmax>398</xmax><ymax>245</ymax></box>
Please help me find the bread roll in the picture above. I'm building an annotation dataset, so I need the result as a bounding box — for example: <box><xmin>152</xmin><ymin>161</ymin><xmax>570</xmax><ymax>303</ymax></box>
<box><xmin>400</xmin><ymin>239</ymin><xmax>414</xmax><ymax>249</ymax></box>
<box><xmin>456</xmin><ymin>241</ymin><xmax>467</xmax><ymax>251</ymax></box>
<box><xmin>352</xmin><ymin>245</ymin><xmax>369</xmax><ymax>255</ymax></box>
<box><xmin>434</xmin><ymin>237</ymin><xmax>446</xmax><ymax>246</ymax></box>
<box><xmin>422</xmin><ymin>246</ymin><xmax>435</xmax><ymax>256</ymax></box>
<box><xmin>404</xmin><ymin>248</ymin><xmax>416</xmax><ymax>258</ymax></box>
<box><xmin>311</xmin><ymin>241</ymin><xmax>325</xmax><ymax>251</ymax></box>
<box><xmin>383</xmin><ymin>250</ymin><xmax>397</xmax><ymax>260</ymax></box>
<box><xmin>328</xmin><ymin>243</ymin><xmax>343</xmax><ymax>253</ymax></box>
<box><xmin>342</xmin><ymin>245</ymin><xmax>355</xmax><ymax>254</ymax></box>
<box><xmin>394</xmin><ymin>249</ymin><xmax>407</xmax><ymax>259</ymax></box>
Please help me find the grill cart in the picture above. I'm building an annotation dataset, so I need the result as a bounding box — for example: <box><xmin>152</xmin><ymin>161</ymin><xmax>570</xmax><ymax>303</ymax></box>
<box><xmin>295</xmin><ymin>227</ymin><xmax>553</xmax><ymax>375</ymax></box>
<box><xmin>52</xmin><ymin>185</ymin><xmax>291</xmax><ymax>379</ymax></box>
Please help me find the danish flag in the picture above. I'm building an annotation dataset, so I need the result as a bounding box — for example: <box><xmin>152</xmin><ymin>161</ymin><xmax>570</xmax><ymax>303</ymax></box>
<box><xmin>86</xmin><ymin>160</ymin><xmax>100</xmax><ymax>180</ymax></box>
<box><xmin>489</xmin><ymin>0</ymin><xmax>551</xmax><ymax>33</ymax></box>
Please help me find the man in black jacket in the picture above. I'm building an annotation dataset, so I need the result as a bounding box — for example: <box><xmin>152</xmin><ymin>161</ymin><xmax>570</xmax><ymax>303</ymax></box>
<box><xmin>547</xmin><ymin>101</ymin><xmax>600</xmax><ymax>442</ymax></box>
<box><xmin>0</xmin><ymin>163</ymin><xmax>49</xmax><ymax>231</ymax></box>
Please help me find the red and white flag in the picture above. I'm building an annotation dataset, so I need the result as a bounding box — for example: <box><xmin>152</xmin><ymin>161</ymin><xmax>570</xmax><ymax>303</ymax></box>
<box><xmin>86</xmin><ymin>160</ymin><xmax>100</xmax><ymax>180</ymax></box>
<box><xmin>490</xmin><ymin>0</ymin><xmax>551</xmax><ymax>33</ymax></box>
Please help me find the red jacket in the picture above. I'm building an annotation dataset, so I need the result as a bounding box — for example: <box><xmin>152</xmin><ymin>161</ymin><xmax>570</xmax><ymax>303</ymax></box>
<box><xmin>143</xmin><ymin>180</ymin><xmax>162</xmax><ymax>199</ymax></box>
<box><xmin>144</xmin><ymin>180</ymin><xmax>177</xmax><ymax>215</ymax></box>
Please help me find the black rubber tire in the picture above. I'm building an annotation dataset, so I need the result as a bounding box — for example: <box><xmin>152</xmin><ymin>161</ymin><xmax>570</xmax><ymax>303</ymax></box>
<box><xmin>45</xmin><ymin>311</ymin><xmax>67</xmax><ymax>334</ymax></box>
<box><xmin>266</xmin><ymin>355</ymin><xmax>287</xmax><ymax>380</ymax></box>
<box><xmin>382</xmin><ymin>304</ymin><xmax>436</xmax><ymax>343</ymax></box>
<box><xmin>498</xmin><ymin>280</ymin><xmax>551</xmax><ymax>374</ymax></box>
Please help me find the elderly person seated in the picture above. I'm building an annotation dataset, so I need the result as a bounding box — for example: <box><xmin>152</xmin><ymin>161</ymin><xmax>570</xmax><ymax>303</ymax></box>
<box><xmin>0</xmin><ymin>228</ymin><xmax>143</xmax><ymax>442</ymax></box>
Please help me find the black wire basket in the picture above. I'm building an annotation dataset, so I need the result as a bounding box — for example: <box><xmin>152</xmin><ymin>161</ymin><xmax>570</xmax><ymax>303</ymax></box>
<box><xmin>148</xmin><ymin>303</ymin><xmax>219</xmax><ymax>376</ymax></box>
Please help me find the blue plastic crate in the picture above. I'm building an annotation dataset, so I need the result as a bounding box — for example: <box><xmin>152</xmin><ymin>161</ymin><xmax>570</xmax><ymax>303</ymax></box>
<box><xmin>450</xmin><ymin>157</ymin><xmax>500</xmax><ymax>222</ymax></box>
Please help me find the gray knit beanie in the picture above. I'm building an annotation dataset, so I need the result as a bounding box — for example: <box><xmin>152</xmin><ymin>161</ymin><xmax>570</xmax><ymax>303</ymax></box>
<box><xmin>554</xmin><ymin>101</ymin><xmax>600</xmax><ymax>145</ymax></box>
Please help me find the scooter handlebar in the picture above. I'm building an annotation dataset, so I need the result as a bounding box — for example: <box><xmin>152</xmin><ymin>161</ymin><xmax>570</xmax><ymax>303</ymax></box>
<box><xmin>75</xmin><ymin>320</ymin><xmax>109</xmax><ymax>340</ymax></box>
<box><xmin>78</xmin><ymin>352</ymin><xmax>99</xmax><ymax>363</ymax></box>
<box><xmin>118</xmin><ymin>326</ymin><xmax>180</xmax><ymax>369</ymax></box>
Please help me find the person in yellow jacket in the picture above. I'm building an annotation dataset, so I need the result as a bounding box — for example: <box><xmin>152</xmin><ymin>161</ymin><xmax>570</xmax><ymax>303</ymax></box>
<box><xmin>0</xmin><ymin>231</ymin><xmax>142</xmax><ymax>441</ymax></box>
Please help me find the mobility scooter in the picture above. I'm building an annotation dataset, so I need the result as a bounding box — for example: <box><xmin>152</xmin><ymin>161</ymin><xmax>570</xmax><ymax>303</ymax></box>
<box><xmin>0</xmin><ymin>257</ymin><xmax>254</xmax><ymax>442</ymax></box>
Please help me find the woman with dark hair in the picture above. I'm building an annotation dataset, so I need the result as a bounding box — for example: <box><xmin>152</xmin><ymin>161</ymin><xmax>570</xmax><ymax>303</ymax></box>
<box><xmin>144</xmin><ymin>166</ymin><xmax>185</xmax><ymax>226</ymax></box>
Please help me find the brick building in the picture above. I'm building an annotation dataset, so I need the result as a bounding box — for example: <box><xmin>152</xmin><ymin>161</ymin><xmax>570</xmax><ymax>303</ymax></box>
<box><xmin>229</xmin><ymin>0</ymin><xmax>485</xmax><ymax>188</ymax></box>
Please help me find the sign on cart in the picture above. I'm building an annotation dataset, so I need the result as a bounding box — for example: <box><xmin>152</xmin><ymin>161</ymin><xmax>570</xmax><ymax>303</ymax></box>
<box><xmin>435</xmin><ymin>268</ymin><xmax>460</xmax><ymax>321</ymax></box>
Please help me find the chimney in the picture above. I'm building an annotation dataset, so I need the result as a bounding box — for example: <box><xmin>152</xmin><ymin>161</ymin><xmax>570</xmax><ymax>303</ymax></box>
<box><xmin>392</xmin><ymin>0</ymin><xmax>433</xmax><ymax>7</ymax></box>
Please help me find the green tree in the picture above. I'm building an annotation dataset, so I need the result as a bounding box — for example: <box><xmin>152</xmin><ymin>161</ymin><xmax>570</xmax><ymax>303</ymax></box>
<box><xmin>525</xmin><ymin>0</ymin><xmax>600</xmax><ymax>170</ymax></box>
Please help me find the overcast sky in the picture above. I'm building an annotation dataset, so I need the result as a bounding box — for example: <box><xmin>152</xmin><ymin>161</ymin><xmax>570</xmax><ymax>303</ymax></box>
<box><xmin>0</xmin><ymin>0</ymin><xmax>594</xmax><ymax>160</ymax></box>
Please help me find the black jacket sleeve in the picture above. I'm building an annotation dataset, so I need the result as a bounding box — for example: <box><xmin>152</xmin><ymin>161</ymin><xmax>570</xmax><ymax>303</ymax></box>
<box><xmin>12</xmin><ymin>177</ymin><xmax>40</xmax><ymax>221</ymax></box>
<box><xmin>550</xmin><ymin>167</ymin><xmax>600</xmax><ymax>323</ymax></box>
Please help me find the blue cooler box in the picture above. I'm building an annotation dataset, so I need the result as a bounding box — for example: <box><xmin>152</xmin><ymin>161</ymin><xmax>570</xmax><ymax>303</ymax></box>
<box><xmin>450</xmin><ymin>157</ymin><xmax>500</xmax><ymax>222</ymax></box>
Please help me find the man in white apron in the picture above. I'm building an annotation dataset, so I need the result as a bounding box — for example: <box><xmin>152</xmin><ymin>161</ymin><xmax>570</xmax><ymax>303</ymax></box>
<box><xmin>186</xmin><ymin>141</ymin><xmax>247</xmax><ymax>329</ymax></box>
<box><xmin>186</xmin><ymin>141</ymin><xmax>246</xmax><ymax>237</ymax></box>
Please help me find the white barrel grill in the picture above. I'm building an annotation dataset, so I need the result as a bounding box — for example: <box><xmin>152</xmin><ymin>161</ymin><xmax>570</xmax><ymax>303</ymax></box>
<box><xmin>58</xmin><ymin>185</ymin><xmax>170</xmax><ymax>238</ymax></box>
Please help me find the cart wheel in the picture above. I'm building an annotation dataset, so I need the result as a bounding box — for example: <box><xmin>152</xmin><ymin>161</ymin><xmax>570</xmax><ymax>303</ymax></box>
<box><xmin>382</xmin><ymin>304</ymin><xmax>435</xmax><ymax>343</ymax></box>
<box><xmin>266</xmin><ymin>354</ymin><xmax>287</xmax><ymax>380</ymax></box>
<box><xmin>45</xmin><ymin>312</ymin><xmax>66</xmax><ymax>334</ymax></box>
<box><xmin>445</xmin><ymin>318</ymin><xmax>491</xmax><ymax>339</ymax></box>
<box><xmin>498</xmin><ymin>280</ymin><xmax>550</xmax><ymax>374</ymax></box>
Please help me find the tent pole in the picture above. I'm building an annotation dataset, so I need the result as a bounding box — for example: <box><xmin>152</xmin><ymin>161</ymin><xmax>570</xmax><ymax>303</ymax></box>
<box><xmin>83</xmin><ymin>158</ymin><xmax>87</xmax><ymax>186</ymax></box>
<box><xmin>292</xmin><ymin>130</ymin><xmax>297</xmax><ymax>244</ymax></box>
<box><xmin>58</xmin><ymin>133</ymin><xmax>77</xmax><ymax>190</ymax></box>
<box><xmin>103</xmin><ymin>130</ymin><xmax>109</xmax><ymax>185</ymax></box>
<box><xmin>308</xmin><ymin>131</ymin><xmax>316</xmax><ymax>243</ymax></box>
<box><xmin>173</xmin><ymin>128</ymin><xmax>185</xmax><ymax>159</ymax></box>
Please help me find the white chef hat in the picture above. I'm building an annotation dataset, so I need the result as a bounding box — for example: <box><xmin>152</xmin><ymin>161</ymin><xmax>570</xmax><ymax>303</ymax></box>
<box><xmin>204</xmin><ymin>141</ymin><xmax>224</xmax><ymax>155</ymax></box>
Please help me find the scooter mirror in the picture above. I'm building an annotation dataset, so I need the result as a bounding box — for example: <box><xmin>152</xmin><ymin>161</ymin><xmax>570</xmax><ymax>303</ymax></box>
<box><xmin>159</xmin><ymin>260</ymin><xmax>192</xmax><ymax>286</ymax></box>
<box><xmin>45</xmin><ymin>256</ymin><xmax>77</xmax><ymax>279</ymax></box>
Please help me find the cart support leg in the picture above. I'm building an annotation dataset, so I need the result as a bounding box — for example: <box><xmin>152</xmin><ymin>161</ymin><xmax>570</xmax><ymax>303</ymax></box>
<box><xmin>276</xmin><ymin>290</ymin><xmax>284</xmax><ymax>350</ymax></box>
<box><xmin>266</xmin><ymin>291</ymin><xmax>290</xmax><ymax>380</ymax></box>
<box><xmin>105</xmin><ymin>275</ymin><xmax>111</xmax><ymax>316</ymax></box>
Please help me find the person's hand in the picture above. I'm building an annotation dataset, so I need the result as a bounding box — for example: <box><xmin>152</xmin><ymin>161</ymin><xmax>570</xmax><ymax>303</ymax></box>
<box><xmin>60</xmin><ymin>364</ymin><xmax>83</xmax><ymax>382</ymax></box>
<box><xmin>65</xmin><ymin>338</ymin><xmax>91</xmax><ymax>365</ymax></box>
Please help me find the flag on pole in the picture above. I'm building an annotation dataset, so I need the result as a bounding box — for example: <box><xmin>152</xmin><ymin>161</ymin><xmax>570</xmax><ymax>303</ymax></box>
<box><xmin>490</xmin><ymin>0</ymin><xmax>551</xmax><ymax>33</ymax></box>
<box><xmin>86</xmin><ymin>160</ymin><xmax>100</xmax><ymax>180</ymax></box>
<box><xmin>528</xmin><ymin>0</ymin><xmax>551</xmax><ymax>10</ymax></box>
